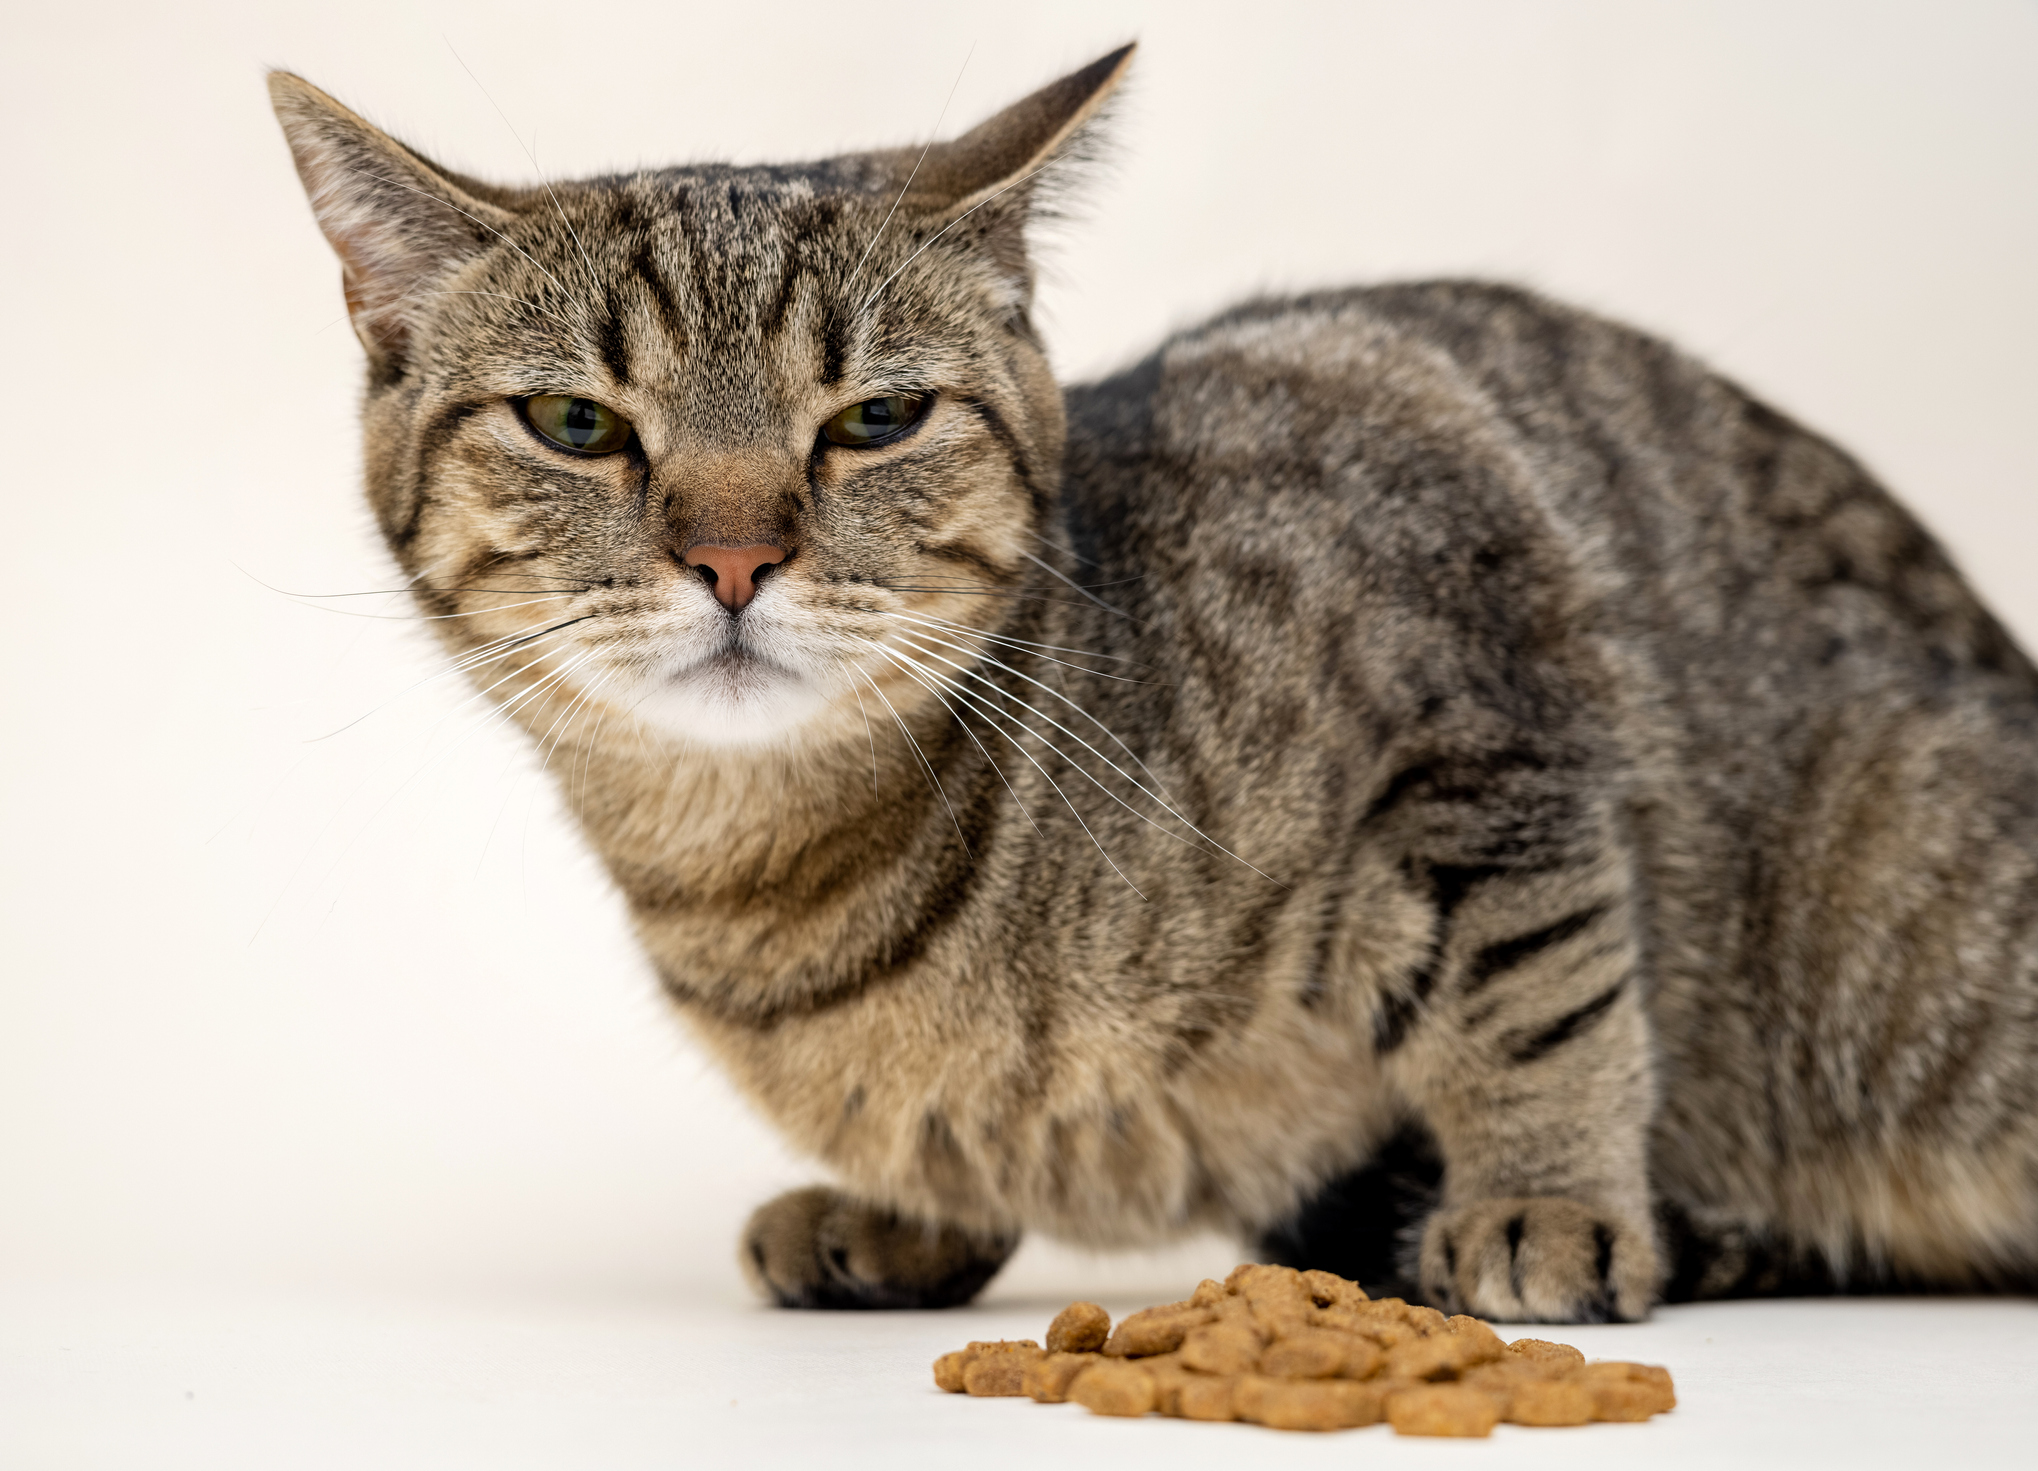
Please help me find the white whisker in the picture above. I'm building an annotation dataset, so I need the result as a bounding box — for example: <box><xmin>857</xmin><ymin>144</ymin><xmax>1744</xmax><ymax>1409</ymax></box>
<box><xmin>1021</xmin><ymin>550</ymin><xmax>1133</xmax><ymax>619</ymax></box>
<box><xmin>853</xmin><ymin>665</ymin><xmax>971</xmax><ymax>859</ymax></box>
<box><xmin>863</xmin><ymin>641</ymin><xmax>1141</xmax><ymax>896</ymax></box>
<box><xmin>860</xmin><ymin>160</ymin><xmax>1056</xmax><ymax>314</ymax></box>
<box><xmin>846</xmin><ymin>43</ymin><xmax>975</xmax><ymax>290</ymax></box>
<box><xmin>883</xmin><ymin>621</ymin><xmax>1170</xmax><ymax>795</ymax></box>
<box><xmin>858</xmin><ymin>643</ymin><xmax>1042</xmax><ymax>838</ymax></box>
<box><xmin>886</xmin><ymin>630</ymin><xmax>1283</xmax><ymax>887</ymax></box>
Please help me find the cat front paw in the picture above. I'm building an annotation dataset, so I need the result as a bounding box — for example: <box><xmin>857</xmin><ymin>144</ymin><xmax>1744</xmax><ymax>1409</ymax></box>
<box><xmin>740</xmin><ymin>1186</ymin><xmax>1018</xmax><ymax>1309</ymax></box>
<box><xmin>1418</xmin><ymin>1197</ymin><xmax>1657</xmax><ymax>1323</ymax></box>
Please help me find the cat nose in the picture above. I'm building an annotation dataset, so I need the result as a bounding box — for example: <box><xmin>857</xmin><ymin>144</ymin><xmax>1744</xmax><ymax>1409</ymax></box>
<box><xmin>682</xmin><ymin>542</ymin><xmax>787</xmax><ymax>612</ymax></box>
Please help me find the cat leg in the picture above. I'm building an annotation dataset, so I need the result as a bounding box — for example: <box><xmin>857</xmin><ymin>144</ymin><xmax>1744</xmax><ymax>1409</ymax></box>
<box><xmin>1396</xmin><ymin>906</ymin><xmax>1659</xmax><ymax>1322</ymax></box>
<box><xmin>1361</xmin><ymin>803</ymin><xmax>1661</xmax><ymax>1322</ymax></box>
<box><xmin>740</xmin><ymin>1186</ymin><xmax>1018</xmax><ymax>1309</ymax></box>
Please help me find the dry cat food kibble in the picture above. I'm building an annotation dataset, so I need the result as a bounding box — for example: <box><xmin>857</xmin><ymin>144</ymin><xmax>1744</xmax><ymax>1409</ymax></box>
<box><xmin>931</xmin><ymin>1264</ymin><xmax>1676</xmax><ymax>1437</ymax></box>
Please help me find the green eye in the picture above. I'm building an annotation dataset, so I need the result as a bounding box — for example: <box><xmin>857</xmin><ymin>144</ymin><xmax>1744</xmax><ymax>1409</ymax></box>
<box><xmin>821</xmin><ymin>394</ymin><xmax>927</xmax><ymax>446</ymax></box>
<box><xmin>524</xmin><ymin>394</ymin><xmax>632</xmax><ymax>454</ymax></box>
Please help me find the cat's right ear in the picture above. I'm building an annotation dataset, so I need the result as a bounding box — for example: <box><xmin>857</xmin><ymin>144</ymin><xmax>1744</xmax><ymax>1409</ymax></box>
<box><xmin>268</xmin><ymin>73</ymin><xmax>512</xmax><ymax>373</ymax></box>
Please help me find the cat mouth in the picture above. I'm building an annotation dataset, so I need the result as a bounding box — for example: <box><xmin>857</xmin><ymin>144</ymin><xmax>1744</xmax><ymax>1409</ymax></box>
<box><xmin>627</xmin><ymin>639</ymin><xmax>828</xmax><ymax>747</ymax></box>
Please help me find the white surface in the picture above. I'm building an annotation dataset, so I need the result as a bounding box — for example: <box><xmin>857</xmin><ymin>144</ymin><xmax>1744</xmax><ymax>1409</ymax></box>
<box><xmin>4</xmin><ymin>2</ymin><xmax>2038</xmax><ymax>1466</ymax></box>
<box><xmin>8</xmin><ymin>1283</ymin><xmax>2036</xmax><ymax>1470</ymax></box>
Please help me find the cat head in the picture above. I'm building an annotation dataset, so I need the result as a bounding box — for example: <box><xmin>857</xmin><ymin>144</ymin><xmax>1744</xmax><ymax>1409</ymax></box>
<box><xmin>271</xmin><ymin>48</ymin><xmax>1131</xmax><ymax>749</ymax></box>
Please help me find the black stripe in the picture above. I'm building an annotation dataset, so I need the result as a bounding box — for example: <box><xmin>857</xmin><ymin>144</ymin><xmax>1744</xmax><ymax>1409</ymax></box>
<box><xmin>1505</xmin><ymin>980</ymin><xmax>1627</xmax><ymax>1064</ymax></box>
<box><xmin>1362</xmin><ymin>764</ymin><xmax>1437</xmax><ymax>825</ymax></box>
<box><xmin>960</xmin><ymin>395</ymin><xmax>1042</xmax><ymax>511</ymax></box>
<box><xmin>395</xmin><ymin>400</ymin><xmax>482</xmax><ymax>551</ymax></box>
<box><xmin>632</xmin><ymin>239</ymin><xmax>682</xmax><ymax>335</ymax></box>
<box><xmin>1462</xmin><ymin>905</ymin><xmax>1606</xmax><ymax>995</ymax></box>
<box><xmin>596</xmin><ymin>287</ymin><xmax>632</xmax><ymax>386</ymax></box>
<box><xmin>761</xmin><ymin>255</ymin><xmax>802</xmax><ymax>338</ymax></box>
<box><xmin>1428</xmin><ymin>862</ymin><xmax>1509</xmax><ymax>918</ymax></box>
<box><xmin>820</xmin><ymin>310</ymin><xmax>849</xmax><ymax>387</ymax></box>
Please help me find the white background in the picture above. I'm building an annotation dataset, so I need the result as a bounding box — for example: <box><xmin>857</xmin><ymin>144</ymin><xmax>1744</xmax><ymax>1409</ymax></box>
<box><xmin>4</xmin><ymin>2</ymin><xmax>2037</xmax><ymax>1465</ymax></box>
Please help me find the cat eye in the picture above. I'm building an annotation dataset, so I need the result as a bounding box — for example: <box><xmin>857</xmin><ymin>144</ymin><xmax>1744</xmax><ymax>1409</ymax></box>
<box><xmin>522</xmin><ymin>394</ymin><xmax>634</xmax><ymax>455</ymax></box>
<box><xmin>821</xmin><ymin>394</ymin><xmax>927</xmax><ymax>447</ymax></box>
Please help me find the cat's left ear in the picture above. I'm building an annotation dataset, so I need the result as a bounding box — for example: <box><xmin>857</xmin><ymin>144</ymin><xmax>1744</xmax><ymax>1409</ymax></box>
<box><xmin>904</xmin><ymin>43</ymin><xmax>1135</xmax><ymax>294</ymax></box>
<box><xmin>269</xmin><ymin>72</ymin><xmax>516</xmax><ymax>374</ymax></box>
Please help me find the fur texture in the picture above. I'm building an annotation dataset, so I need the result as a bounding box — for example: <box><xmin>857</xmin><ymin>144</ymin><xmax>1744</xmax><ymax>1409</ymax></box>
<box><xmin>272</xmin><ymin>49</ymin><xmax>2038</xmax><ymax>1321</ymax></box>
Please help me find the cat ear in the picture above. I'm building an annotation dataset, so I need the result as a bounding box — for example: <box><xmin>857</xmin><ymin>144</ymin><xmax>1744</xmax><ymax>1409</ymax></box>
<box><xmin>269</xmin><ymin>72</ymin><xmax>515</xmax><ymax>372</ymax></box>
<box><xmin>902</xmin><ymin>43</ymin><xmax>1135</xmax><ymax>293</ymax></box>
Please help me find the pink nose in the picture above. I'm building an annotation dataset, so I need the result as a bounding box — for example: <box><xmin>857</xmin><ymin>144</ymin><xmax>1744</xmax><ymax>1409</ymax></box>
<box><xmin>682</xmin><ymin>542</ymin><xmax>787</xmax><ymax>612</ymax></box>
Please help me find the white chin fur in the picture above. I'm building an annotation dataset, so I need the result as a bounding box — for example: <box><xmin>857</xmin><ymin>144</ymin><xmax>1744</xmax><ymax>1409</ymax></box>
<box><xmin>624</xmin><ymin>653</ymin><xmax>833</xmax><ymax>749</ymax></box>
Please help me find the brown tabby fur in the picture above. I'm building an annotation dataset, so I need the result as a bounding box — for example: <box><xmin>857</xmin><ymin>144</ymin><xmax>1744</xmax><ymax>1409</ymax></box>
<box><xmin>270</xmin><ymin>47</ymin><xmax>2038</xmax><ymax>1322</ymax></box>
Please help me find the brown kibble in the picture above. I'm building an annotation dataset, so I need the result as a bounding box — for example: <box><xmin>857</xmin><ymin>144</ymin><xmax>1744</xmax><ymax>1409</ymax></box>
<box><xmin>1341</xmin><ymin>1337</ymin><xmax>1385</xmax><ymax>1380</ymax></box>
<box><xmin>1299</xmin><ymin>1268</ymin><xmax>1368</xmax><ymax>1307</ymax></box>
<box><xmin>1508</xmin><ymin>1337</ymin><xmax>1587</xmax><ymax>1369</ymax></box>
<box><xmin>1387</xmin><ymin>1383</ymin><xmax>1502</xmax><ymax>1437</ymax></box>
<box><xmin>1580</xmin><ymin>1361</ymin><xmax>1677</xmax><ymax>1419</ymax></box>
<box><xmin>1445</xmin><ymin>1315</ymin><xmax>1508</xmax><ymax>1363</ymax></box>
<box><xmin>1226</xmin><ymin>1263</ymin><xmax>1310</xmax><ymax>1304</ymax></box>
<box><xmin>1508</xmin><ymin>1377</ymin><xmax>1596</xmax><ymax>1426</ymax></box>
<box><xmin>1023</xmin><ymin>1352</ymin><xmax>1101</xmax><ymax>1403</ymax></box>
<box><xmin>1174</xmin><ymin>1374</ymin><xmax>1239</xmax><ymax>1422</ymax></box>
<box><xmin>1140</xmin><ymin>1354</ymin><xmax>1197</xmax><ymax>1416</ymax></box>
<box><xmin>1102</xmin><ymin>1304</ymin><xmax>1212</xmax><ymax>1357</ymax></box>
<box><xmin>963</xmin><ymin>1342</ymin><xmax>1046</xmax><ymax>1396</ymax></box>
<box><xmin>937</xmin><ymin>1339</ymin><xmax>1039</xmax><ymax>1394</ymax></box>
<box><xmin>1236</xmin><ymin>1375</ymin><xmax>1385</xmax><ymax>1431</ymax></box>
<box><xmin>1460</xmin><ymin>1356</ymin><xmax>1546</xmax><ymax>1408</ymax></box>
<box><xmin>1249</xmin><ymin>1299</ymin><xmax>1314</xmax><ymax>1342</ymax></box>
<box><xmin>1386</xmin><ymin>1331</ymin><xmax>1485</xmax><ymax>1381</ymax></box>
<box><xmin>1403</xmin><ymin>1304</ymin><xmax>1450</xmax><ymax>1335</ymax></box>
<box><xmin>1046</xmin><ymin>1301</ymin><xmax>1111</xmax><ymax>1354</ymax></box>
<box><xmin>936</xmin><ymin>1270</ymin><xmax>1673</xmax><ymax>1438</ymax></box>
<box><xmin>1258</xmin><ymin>1328</ymin><xmax>1365</xmax><ymax>1380</ymax></box>
<box><xmin>933</xmin><ymin>1350</ymin><xmax>969</xmax><ymax>1393</ymax></box>
<box><xmin>1069</xmin><ymin>1358</ymin><xmax>1158</xmax><ymax>1417</ymax></box>
<box><xmin>1180</xmin><ymin>1321</ymin><xmax>1264</xmax><ymax>1376</ymax></box>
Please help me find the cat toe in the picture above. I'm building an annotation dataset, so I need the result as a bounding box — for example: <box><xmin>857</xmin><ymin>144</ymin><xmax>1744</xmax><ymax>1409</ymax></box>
<box><xmin>740</xmin><ymin>1186</ymin><xmax>1017</xmax><ymax>1310</ymax></box>
<box><xmin>1418</xmin><ymin>1197</ymin><xmax>1657</xmax><ymax>1323</ymax></box>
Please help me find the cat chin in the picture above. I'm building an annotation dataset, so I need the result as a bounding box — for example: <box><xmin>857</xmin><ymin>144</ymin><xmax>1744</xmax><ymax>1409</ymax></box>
<box><xmin>624</xmin><ymin>655</ymin><xmax>835</xmax><ymax>750</ymax></box>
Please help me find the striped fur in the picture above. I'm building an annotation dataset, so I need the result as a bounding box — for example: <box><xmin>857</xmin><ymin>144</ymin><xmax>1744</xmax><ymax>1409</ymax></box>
<box><xmin>272</xmin><ymin>50</ymin><xmax>2038</xmax><ymax>1320</ymax></box>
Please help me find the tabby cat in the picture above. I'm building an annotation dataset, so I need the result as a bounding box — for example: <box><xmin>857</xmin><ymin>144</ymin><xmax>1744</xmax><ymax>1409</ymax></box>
<box><xmin>271</xmin><ymin>46</ymin><xmax>2038</xmax><ymax>1321</ymax></box>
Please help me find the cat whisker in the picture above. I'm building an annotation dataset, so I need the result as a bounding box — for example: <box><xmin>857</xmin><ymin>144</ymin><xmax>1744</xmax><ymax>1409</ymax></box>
<box><xmin>846</xmin><ymin>43</ymin><xmax>975</xmax><ymax>290</ymax></box>
<box><xmin>441</xmin><ymin>39</ymin><xmax>605</xmax><ymax>301</ymax></box>
<box><xmin>862</xmin><ymin>641</ymin><xmax>1142</xmax><ymax>896</ymax></box>
<box><xmin>344</xmin><ymin>166</ymin><xmax>589</xmax><ymax>315</ymax></box>
<box><xmin>868</xmin><ymin>584</ymin><xmax>1103</xmax><ymax>610</ymax></box>
<box><xmin>848</xmin><ymin>678</ymin><xmax>882</xmax><ymax>803</ymax></box>
<box><xmin>331</xmin><ymin>288</ymin><xmax>579</xmax><ymax>336</ymax></box>
<box><xmin>304</xmin><ymin>615</ymin><xmax>594</xmax><ymax>743</ymax></box>
<box><xmin>898</xmin><ymin>608</ymin><xmax>1154</xmax><ymax>668</ymax></box>
<box><xmin>859</xmin><ymin>160</ymin><xmax>1056</xmax><ymax>314</ymax></box>
<box><xmin>856</xmin><ymin>641</ymin><xmax>1043</xmax><ymax>839</ymax></box>
<box><xmin>886</xmin><ymin>624</ymin><xmax>1172</xmax><ymax>798</ymax></box>
<box><xmin>1020</xmin><ymin>551</ymin><xmax>1135</xmax><ymax>619</ymax></box>
<box><xmin>1030</xmin><ymin>526</ymin><xmax>1104</xmax><ymax>569</ymax></box>
<box><xmin>874</xmin><ymin>609</ymin><xmax>1153</xmax><ymax>682</ymax></box>
<box><xmin>887</xmin><ymin>630</ymin><xmax>1283</xmax><ymax>886</ymax></box>
<box><xmin>283</xmin><ymin>592</ymin><xmax>581</xmax><ymax>623</ymax></box>
<box><xmin>472</xmin><ymin>653</ymin><xmax>603</xmax><ymax>875</ymax></box>
<box><xmin>304</xmin><ymin>647</ymin><xmax>600</xmax><ymax>926</ymax></box>
<box><xmin>573</xmin><ymin>675</ymin><xmax>620</xmax><ymax>812</ymax></box>
<box><xmin>851</xmin><ymin>664</ymin><xmax>972</xmax><ymax>860</ymax></box>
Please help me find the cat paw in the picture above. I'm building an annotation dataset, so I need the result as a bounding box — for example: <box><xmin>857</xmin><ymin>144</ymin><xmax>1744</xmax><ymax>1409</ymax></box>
<box><xmin>740</xmin><ymin>1186</ymin><xmax>1018</xmax><ymax>1310</ymax></box>
<box><xmin>1417</xmin><ymin>1197</ymin><xmax>1657</xmax><ymax>1322</ymax></box>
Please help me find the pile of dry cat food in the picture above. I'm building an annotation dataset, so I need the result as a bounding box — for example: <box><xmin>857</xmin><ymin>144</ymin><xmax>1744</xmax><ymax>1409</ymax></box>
<box><xmin>932</xmin><ymin>1264</ymin><xmax>1675</xmax><ymax>1435</ymax></box>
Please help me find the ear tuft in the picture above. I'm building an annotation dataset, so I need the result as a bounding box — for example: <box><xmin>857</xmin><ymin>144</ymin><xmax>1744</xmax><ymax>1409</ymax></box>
<box><xmin>269</xmin><ymin>72</ymin><xmax>514</xmax><ymax>372</ymax></box>
<box><xmin>913</xmin><ymin>43</ymin><xmax>1136</xmax><ymax>214</ymax></box>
